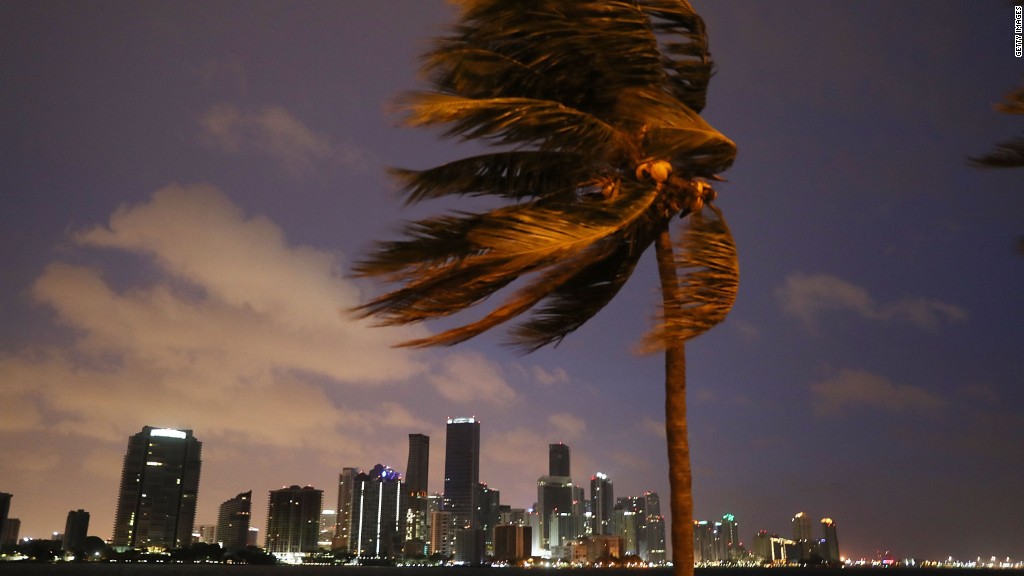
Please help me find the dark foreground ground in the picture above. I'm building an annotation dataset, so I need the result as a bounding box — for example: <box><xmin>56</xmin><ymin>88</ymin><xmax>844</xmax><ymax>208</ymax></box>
<box><xmin>0</xmin><ymin>565</ymin><xmax>1020</xmax><ymax>576</ymax></box>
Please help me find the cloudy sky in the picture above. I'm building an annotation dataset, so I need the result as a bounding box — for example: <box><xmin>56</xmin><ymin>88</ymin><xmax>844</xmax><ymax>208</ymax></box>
<box><xmin>2</xmin><ymin>0</ymin><xmax>1022</xmax><ymax>562</ymax></box>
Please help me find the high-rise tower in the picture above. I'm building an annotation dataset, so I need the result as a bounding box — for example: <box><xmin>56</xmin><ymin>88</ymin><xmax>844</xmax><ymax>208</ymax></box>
<box><xmin>62</xmin><ymin>509</ymin><xmax>90</xmax><ymax>552</ymax></box>
<box><xmin>335</xmin><ymin>467</ymin><xmax>359</xmax><ymax>551</ymax></box>
<box><xmin>405</xmin><ymin>434</ymin><xmax>430</xmax><ymax>547</ymax></box>
<box><xmin>821</xmin><ymin>518</ymin><xmax>840</xmax><ymax>564</ymax></box>
<box><xmin>549</xmin><ymin>443</ymin><xmax>570</xmax><ymax>477</ymax></box>
<box><xmin>112</xmin><ymin>426</ymin><xmax>202</xmax><ymax>551</ymax></box>
<box><xmin>351</xmin><ymin>464</ymin><xmax>406</xmax><ymax>559</ymax></box>
<box><xmin>216</xmin><ymin>491</ymin><xmax>252</xmax><ymax>552</ymax></box>
<box><xmin>406</xmin><ymin>434</ymin><xmax>430</xmax><ymax>495</ymax></box>
<box><xmin>590</xmin><ymin>473</ymin><xmax>614</xmax><ymax>535</ymax></box>
<box><xmin>266</xmin><ymin>485</ymin><xmax>322</xmax><ymax>555</ymax></box>
<box><xmin>792</xmin><ymin>512</ymin><xmax>812</xmax><ymax>542</ymax></box>
<box><xmin>443</xmin><ymin>418</ymin><xmax>480</xmax><ymax>530</ymax></box>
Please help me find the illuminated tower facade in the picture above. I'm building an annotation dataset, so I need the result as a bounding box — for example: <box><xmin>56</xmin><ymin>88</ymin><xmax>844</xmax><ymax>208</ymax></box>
<box><xmin>351</xmin><ymin>464</ymin><xmax>406</xmax><ymax>559</ymax></box>
<box><xmin>792</xmin><ymin>512</ymin><xmax>812</xmax><ymax>541</ymax></box>
<box><xmin>443</xmin><ymin>417</ymin><xmax>480</xmax><ymax>530</ymax></box>
<box><xmin>644</xmin><ymin>491</ymin><xmax>666</xmax><ymax>564</ymax></box>
<box><xmin>405</xmin><ymin>434</ymin><xmax>430</xmax><ymax>547</ymax></box>
<box><xmin>112</xmin><ymin>426</ymin><xmax>202</xmax><ymax>551</ymax></box>
<box><xmin>216</xmin><ymin>491</ymin><xmax>252</xmax><ymax>552</ymax></box>
<box><xmin>821</xmin><ymin>518</ymin><xmax>840</xmax><ymax>563</ymax></box>
<box><xmin>719</xmin><ymin>513</ymin><xmax>739</xmax><ymax>561</ymax></box>
<box><xmin>265</xmin><ymin>485</ymin><xmax>322</xmax><ymax>554</ymax></box>
<box><xmin>590</xmin><ymin>473</ymin><xmax>614</xmax><ymax>535</ymax></box>
<box><xmin>335</xmin><ymin>467</ymin><xmax>359</xmax><ymax>551</ymax></box>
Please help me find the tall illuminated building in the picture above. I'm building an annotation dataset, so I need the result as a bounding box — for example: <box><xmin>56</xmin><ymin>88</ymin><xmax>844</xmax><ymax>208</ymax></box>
<box><xmin>443</xmin><ymin>418</ymin><xmax>480</xmax><ymax>530</ymax></box>
<box><xmin>405</xmin><ymin>434</ymin><xmax>430</xmax><ymax>547</ymax></box>
<box><xmin>216</xmin><ymin>491</ymin><xmax>251</xmax><ymax>552</ymax></box>
<box><xmin>112</xmin><ymin>426</ymin><xmax>202</xmax><ymax>551</ymax></box>
<box><xmin>590</xmin><ymin>473</ymin><xmax>614</xmax><ymax>535</ymax></box>
<box><xmin>645</xmin><ymin>492</ymin><xmax>666</xmax><ymax>564</ymax></box>
<box><xmin>265</xmin><ymin>485</ymin><xmax>322</xmax><ymax>555</ymax></box>
<box><xmin>719</xmin><ymin>513</ymin><xmax>739</xmax><ymax>561</ymax></box>
<box><xmin>476</xmin><ymin>483</ymin><xmax>501</xmax><ymax>553</ymax></box>
<box><xmin>351</xmin><ymin>464</ymin><xmax>406</xmax><ymax>559</ymax></box>
<box><xmin>538</xmin><ymin>442</ymin><xmax>578</xmax><ymax>550</ymax></box>
<box><xmin>537</xmin><ymin>475</ymin><xmax>573</xmax><ymax>550</ymax></box>
<box><xmin>792</xmin><ymin>512</ymin><xmax>812</xmax><ymax>541</ymax></box>
<box><xmin>792</xmin><ymin>511</ymin><xmax>813</xmax><ymax>562</ymax></box>
<box><xmin>821</xmin><ymin>518</ymin><xmax>840</xmax><ymax>563</ymax></box>
<box><xmin>335</xmin><ymin>467</ymin><xmax>359</xmax><ymax>551</ymax></box>
<box><xmin>430</xmin><ymin>510</ymin><xmax>454</xmax><ymax>557</ymax></box>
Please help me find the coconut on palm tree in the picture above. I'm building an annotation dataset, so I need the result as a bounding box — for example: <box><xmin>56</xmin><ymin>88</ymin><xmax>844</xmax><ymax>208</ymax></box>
<box><xmin>353</xmin><ymin>2</ymin><xmax>737</xmax><ymax>574</ymax></box>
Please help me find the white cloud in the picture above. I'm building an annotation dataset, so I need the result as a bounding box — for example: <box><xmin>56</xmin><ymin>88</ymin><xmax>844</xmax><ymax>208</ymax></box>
<box><xmin>532</xmin><ymin>365</ymin><xmax>571</xmax><ymax>386</ymax></box>
<box><xmin>776</xmin><ymin>273</ymin><xmax>967</xmax><ymax>331</ymax></box>
<box><xmin>809</xmin><ymin>369</ymin><xmax>947</xmax><ymax>416</ymax></box>
<box><xmin>639</xmin><ymin>416</ymin><xmax>666</xmax><ymax>439</ymax></box>
<box><xmin>0</xmin><ymin>184</ymin><xmax>434</xmax><ymax>449</ymax></box>
<box><xmin>200</xmin><ymin>103</ymin><xmax>370</xmax><ymax>174</ymax></box>
<box><xmin>427</xmin><ymin>350</ymin><xmax>517</xmax><ymax>404</ymax></box>
<box><xmin>548</xmin><ymin>412</ymin><xmax>586</xmax><ymax>439</ymax></box>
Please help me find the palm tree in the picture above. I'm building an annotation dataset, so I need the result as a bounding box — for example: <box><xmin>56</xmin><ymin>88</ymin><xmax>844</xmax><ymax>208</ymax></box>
<box><xmin>353</xmin><ymin>2</ymin><xmax>737</xmax><ymax>574</ymax></box>
<box><xmin>971</xmin><ymin>82</ymin><xmax>1024</xmax><ymax>254</ymax></box>
<box><xmin>972</xmin><ymin>82</ymin><xmax>1024</xmax><ymax>168</ymax></box>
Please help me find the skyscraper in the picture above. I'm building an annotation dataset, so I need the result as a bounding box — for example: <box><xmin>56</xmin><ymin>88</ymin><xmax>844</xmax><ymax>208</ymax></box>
<box><xmin>821</xmin><ymin>518</ymin><xmax>840</xmax><ymax>564</ymax></box>
<box><xmin>406</xmin><ymin>434</ymin><xmax>430</xmax><ymax>495</ymax></box>
<box><xmin>590</xmin><ymin>473</ymin><xmax>614</xmax><ymax>535</ymax></box>
<box><xmin>792</xmin><ymin>511</ymin><xmax>813</xmax><ymax>562</ymax></box>
<box><xmin>62</xmin><ymin>509</ymin><xmax>90</xmax><ymax>552</ymax></box>
<box><xmin>549</xmin><ymin>443</ymin><xmax>570</xmax><ymax>477</ymax></box>
<box><xmin>266</xmin><ymin>485</ymin><xmax>322</xmax><ymax>555</ymax></box>
<box><xmin>112</xmin><ymin>426</ymin><xmax>202</xmax><ymax>551</ymax></box>
<box><xmin>645</xmin><ymin>492</ymin><xmax>666</xmax><ymax>564</ymax></box>
<box><xmin>351</xmin><ymin>464</ymin><xmax>406</xmax><ymax>559</ymax></box>
<box><xmin>719</xmin><ymin>513</ymin><xmax>739</xmax><ymax>561</ymax></box>
<box><xmin>430</xmin><ymin>510</ymin><xmax>454</xmax><ymax>558</ymax></box>
<box><xmin>443</xmin><ymin>417</ymin><xmax>480</xmax><ymax>530</ymax></box>
<box><xmin>216</xmin><ymin>491</ymin><xmax>252</xmax><ymax>553</ymax></box>
<box><xmin>0</xmin><ymin>493</ymin><xmax>10</xmax><ymax>544</ymax></box>
<box><xmin>405</xmin><ymin>434</ymin><xmax>430</xmax><ymax>546</ymax></box>
<box><xmin>792</xmin><ymin>512</ymin><xmax>812</xmax><ymax>541</ymax></box>
<box><xmin>335</xmin><ymin>467</ymin><xmax>359</xmax><ymax>551</ymax></box>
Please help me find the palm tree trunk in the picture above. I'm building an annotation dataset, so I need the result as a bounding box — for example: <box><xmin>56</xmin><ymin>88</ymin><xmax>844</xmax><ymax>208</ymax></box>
<box><xmin>654</xmin><ymin>225</ymin><xmax>694</xmax><ymax>576</ymax></box>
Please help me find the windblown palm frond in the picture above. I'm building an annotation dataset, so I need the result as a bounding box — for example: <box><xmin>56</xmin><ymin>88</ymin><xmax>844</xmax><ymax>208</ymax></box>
<box><xmin>641</xmin><ymin>204</ymin><xmax>738</xmax><ymax>352</ymax></box>
<box><xmin>972</xmin><ymin>83</ymin><xmax>1024</xmax><ymax>168</ymax></box>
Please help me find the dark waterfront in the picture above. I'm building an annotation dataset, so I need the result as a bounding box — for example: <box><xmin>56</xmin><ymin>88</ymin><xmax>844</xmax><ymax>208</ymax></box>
<box><xmin>0</xmin><ymin>566</ymin><xmax>1020</xmax><ymax>576</ymax></box>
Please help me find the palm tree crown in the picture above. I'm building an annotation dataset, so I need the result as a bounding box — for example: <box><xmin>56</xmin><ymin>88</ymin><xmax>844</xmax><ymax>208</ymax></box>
<box><xmin>354</xmin><ymin>0</ymin><xmax>738</xmax><ymax>353</ymax></box>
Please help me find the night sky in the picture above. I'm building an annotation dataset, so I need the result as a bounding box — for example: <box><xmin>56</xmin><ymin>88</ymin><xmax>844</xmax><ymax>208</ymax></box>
<box><xmin>2</xmin><ymin>0</ymin><xmax>1022</xmax><ymax>562</ymax></box>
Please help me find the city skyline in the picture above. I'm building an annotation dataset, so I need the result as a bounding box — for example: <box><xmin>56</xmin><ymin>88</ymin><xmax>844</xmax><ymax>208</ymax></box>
<box><xmin>1</xmin><ymin>0</ymin><xmax>1021</xmax><ymax>564</ymax></box>
<box><xmin>0</xmin><ymin>422</ymin><xmax>903</xmax><ymax>563</ymax></box>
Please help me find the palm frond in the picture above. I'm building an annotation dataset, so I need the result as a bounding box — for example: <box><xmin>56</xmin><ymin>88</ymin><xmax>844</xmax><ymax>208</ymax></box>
<box><xmin>639</xmin><ymin>0</ymin><xmax>714</xmax><ymax>112</ymax></box>
<box><xmin>398</xmin><ymin>240</ymin><xmax>619</xmax><ymax>348</ymax></box>
<box><xmin>641</xmin><ymin>204</ymin><xmax>738</xmax><ymax>351</ymax></box>
<box><xmin>509</xmin><ymin>221</ymin><xmax>656</xmax><ymax>352</ymax></box>
<box><xmin>389</xmin><ymin>151</ymin><xmax>586</xmax><ymax>204</ymax></box>
<box><xmin>970</xmin><ymin>136</ymin><xmax>1024</xmax><ymax>168</ymax></box>
<box><xmin>971</xmin><ymin>82</ymin><xmax>1024</xmax><ymax>167</ymax></box>
<box><xmin>352</xmin><ymin>180</ymin><xmax>665</xmax><ymax>333</ymax></box>
<box><xmin>396</xmin><ymin>93</ymin><xmax>636</xmax><ymax>158</ymax></box>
